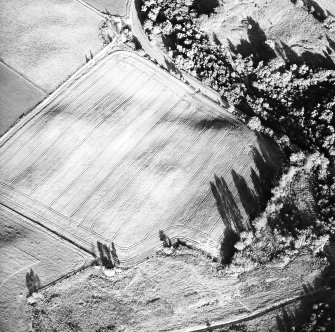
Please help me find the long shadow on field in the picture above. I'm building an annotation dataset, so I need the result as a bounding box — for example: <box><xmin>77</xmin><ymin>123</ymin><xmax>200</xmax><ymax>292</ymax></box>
<box><xmin>291</xmin><ymin>0</ymin><xmax>328</xmax><ymax>22</ymax></box>
<box><xmin>249</xmin><ymin>146</ymin><xmax>280</xmax><ymax>211</ymax></box>
<box><xmin>231</xmin><ymin>136</ymin><xmax>282</xmax><ymax>224</ymax></box>
<box><xmin>278</xmin><ymin>41</ymin><xmax>335</xmax><ymax>69</ymax></box>
<box><xmin>194</xmin><ymin>118</ymin><xmax>236</xmax><ymax>130</ymax></box>
<box><xmin>210</xmin><ymin>174</ymin><xmax>244</xmax><ymax>233</ymax></box>
<box><xmin>231</xmin><ymin>170</ymin><xmax>259</xmax><ymax>223</ymax></box>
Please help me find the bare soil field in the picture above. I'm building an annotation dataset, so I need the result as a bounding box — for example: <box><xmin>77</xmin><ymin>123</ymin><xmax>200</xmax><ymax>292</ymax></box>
<box><xmin>0</xmin><ymin>61</ymin><xmax>46</xmax><ymax>137</ymax></box>
<box><xmin>29</xmin><ymin>248</ymin><xmax>329</xmax><ymax>331</ymax></box>
<box><xmin>83</xmin><ymin>0</ymin><xmax>130</xmax><ymax>16</ymax></box>
<box><xmin>0</xmin><ymin>205</ymin><xmax>92</xmax><ymax>332</ymax></box>
<box><xmin>0</xmin><ymin>50</ymin><xmax>282</xmax><ymax>264</ymax></box>
<box><xmin>0</xmin><ymin>0</ymin><xmax>102</xmax><ymax>93</ymax></box>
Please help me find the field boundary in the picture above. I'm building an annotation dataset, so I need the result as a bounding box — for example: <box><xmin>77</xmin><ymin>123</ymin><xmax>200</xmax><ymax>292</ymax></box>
<box><xmin>0</xmin><ymin>42</ymin><xmax>116</xmax><ymax>148</ymax></box>
<box><xmin>0</xmin><ymin>201</ymin><xmax>95</xmax><ymax>256</ymax></box>
<box><xmin>0</xmin><ymin>47</ymin><xmax>244</xmax><ymax>149</ymax></box>
<box><xmin>73</xmin><ymin>0</ymin><xmax>133</xmax><ymax>17</ymax></box>
<box><xmin>0</xmin><ymin>59</ymin><xmax>47</xmax><ymax>94</ymax></box>
<box><xmin>0</xmin><ymin>181</ymin><xmax>221</xmax><ymax>264</ymax></box>
<box><xmin>73</xmin><ymin>0</ymin><xmax>107</xmax><ymax>18</ymax></box>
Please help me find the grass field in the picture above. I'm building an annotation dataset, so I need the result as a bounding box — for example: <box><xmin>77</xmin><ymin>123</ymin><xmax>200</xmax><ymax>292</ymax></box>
<box><xmin>0</xmin><ymin>0</ymin><xmax>102</xmax><ymax>93</ymax></box>
<box><xmin>0</xmin><ymin>61</ymin><xmax>46</xmax><ymax>136</ymax></box>
<box><xmin>0</xmin><ymin>205</ymin><xmax>92</xmax><ymax>332</ymax></box>
<box><xmin>29</xmin><ymin>248</ymin><xmax>328</xmax><ymax>331</ymax></box>
<box><xmin>0</xmin><ymin>50</ymin><xmax>282</xmax><ymax>264</ymax></box>
<box><xmin>83</xmin><ymin>0</ymin><xmax>130</xmax><ymax>16</ymax></box>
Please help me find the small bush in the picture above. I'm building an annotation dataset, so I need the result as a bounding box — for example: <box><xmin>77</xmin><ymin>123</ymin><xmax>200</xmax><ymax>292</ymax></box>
<box><xmin>159</xmin><ymin>230</ymin><xmax>172</xmax><ymax>247</ymax></box>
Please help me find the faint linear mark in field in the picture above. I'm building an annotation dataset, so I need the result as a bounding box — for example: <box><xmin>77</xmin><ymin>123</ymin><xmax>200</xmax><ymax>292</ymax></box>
<box><xmin>85</xmin><ymin>99</ymin><xmax>204</xmax><ymax>235</ymax></box>
<box><xmin>108</xmin><ymin>131</ymin><xmax>227</xmax><ymax>244</ymax></box>
<box><xmin>0</xmin><ymin>53</ymin><xmax>133</xmax><ymax>167</ymax></box>
<box><xmin>77</xmin><ymin>99</ymin><xmax>194</xmax><ymax>229</ymax></box>
<box><xmin>73</xmin><ymin>0</ymin><xmax>107</xmax><ymax>18</ymax></box>
<box><xmin>0</xmin><ymin>58</ymin><xmax>47</xmax><ymax>94</ymax></box>
<box><xmin>1</xmin><ymin>185</ymin><xmax>221</xmax><ymax>265</ymax></box>
<box><xmin>0</xmin><ymin>244</ymin><xmax>40</xmax><ymax>289</ymax></box>
<box><xmin>8</xmin><ymin>64</ymin><xmax>136</xmax><ymax>185</ymax></box>
<box><xmin>0</xmin><ymin>54</ymin><xmax>119</xmax><ymax>161</ymax></box>
<box><xmin>47</xmin><ymin>73</ymin><xmax>161</xmax><ymax>208</ymax></box>
<box><xmin>28</xmin><ymin>64</ymin><xmax>149</xmax><ymax>195</ymax></box>
<box><xmin>64</xmin><ymin>82</ymin><xmax>174</xmax><ymax>216</ymax></box>
<box><xmin>77</xmin><ymin>92</ymin><xmax>243</xmax><ymax>235</ymax></box>
<box><xmin>87</xmin><ymin>98</ymin><xmax>192</xmax><ymax>235</ymax></box>
<box><xmin>0</xmin><ymin>61</ymin><xmax>117</xmax><ymax>170</ymax></box>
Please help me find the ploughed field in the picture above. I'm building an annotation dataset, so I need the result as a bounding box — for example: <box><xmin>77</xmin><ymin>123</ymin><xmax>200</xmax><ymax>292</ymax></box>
<box><xmin>0</xmin><ymin>51</ymin><xmax>281</xmax><ymax>264</ymax></box>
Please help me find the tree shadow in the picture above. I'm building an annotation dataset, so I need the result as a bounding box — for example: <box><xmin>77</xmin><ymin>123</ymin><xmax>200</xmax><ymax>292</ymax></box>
<box><xmin>213</xmin><ymin>32</ymin><xmax>222</xmax><ymax>47</ymax></box>
<box><xmin>192</xmin><ymin>0</ymin><xmax>219</xmax><ymax>16</ymax></box>
<box><xmin>326</xmin><ymin>35</ymin><xmax>335</xmax><ymax>53</ymax></box>
<box><xmin>210</xmin><ymin>174</ymin><xmax>244</xmax><ymax>232</ymax></box>
<box><xmin>233</xmin><ymin>17</ymin><xmax>276</xmax><ymax>63</ymax></box>
<box><xmin>231</xmin><ymin>135</ymin><xmax>282</xmax><ymax>224</ymax></box>
<box><xmin>291</xmin><ymin>0</ymin><xmax>328</xmax><ymax>22</ymax></box>
<box><xmin>194</xmin><ymin>118</ymin><xmax>235</xmax><ymax>130</ymax></box>
<box><xmin>164</xmin><ymin>57</ymin><xmax>182</xmax><ymax>75</ymax></box>
<box><xmin>231</xmin><ymin>170</ymin><xmax>260</xmax><ymax>221</ymax></box>
<box><xmin>279</xmin><ymin>41</ymin><xmax>335</xmax><ymax>69</ymax></box>
<box><xmin>276</xmin><ymin>307</ymin><xmax>297</xmax><ymax>332</ymax></box>
<box><xmin>251</xmin><ymin>141</ymin><xmax>282</xmax><ymax>202</ymax></box>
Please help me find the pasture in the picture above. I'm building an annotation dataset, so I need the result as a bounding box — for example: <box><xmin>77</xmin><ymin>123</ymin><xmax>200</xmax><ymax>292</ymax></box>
<box><xmin>0</xmin><ymin>61</ymin><xmax>46</xmax><ymax>136</ymax></box>
<box><xmin>0</xmin><ymin>205</ymin><xmax>92</xmax><ymax>332</ymax></box>
<box><xmin>0</xmin><ymin>50</ymin><xmax>282</xmax><ymax>264</ymax></box>
<box><xmin>0</xmin><ymin>0</ymin><xmax>102</xmax><ymax>93</ymax></box>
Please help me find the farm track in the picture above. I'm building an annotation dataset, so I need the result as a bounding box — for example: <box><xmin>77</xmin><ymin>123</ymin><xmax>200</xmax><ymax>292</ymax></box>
<box><xmin>180</xmin><ymin>286</ymin><xmax>329</xmax><ymax>332</ymax></box>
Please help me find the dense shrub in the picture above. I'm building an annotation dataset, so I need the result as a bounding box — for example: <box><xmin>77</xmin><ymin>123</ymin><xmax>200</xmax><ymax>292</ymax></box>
<box><xmin>228</xmin><ymin>153</ymin><xmax>334</xmax><ymax>272</ymax></box>
<box><xmin>140</xmin><ymin>0</ymin><xmax>335</xmax><ymax>268</ymax></box>
<box><xmin>311</xmin><ymin>156</ymin><xmax>335</xmax><ymax>236</ymax></box>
